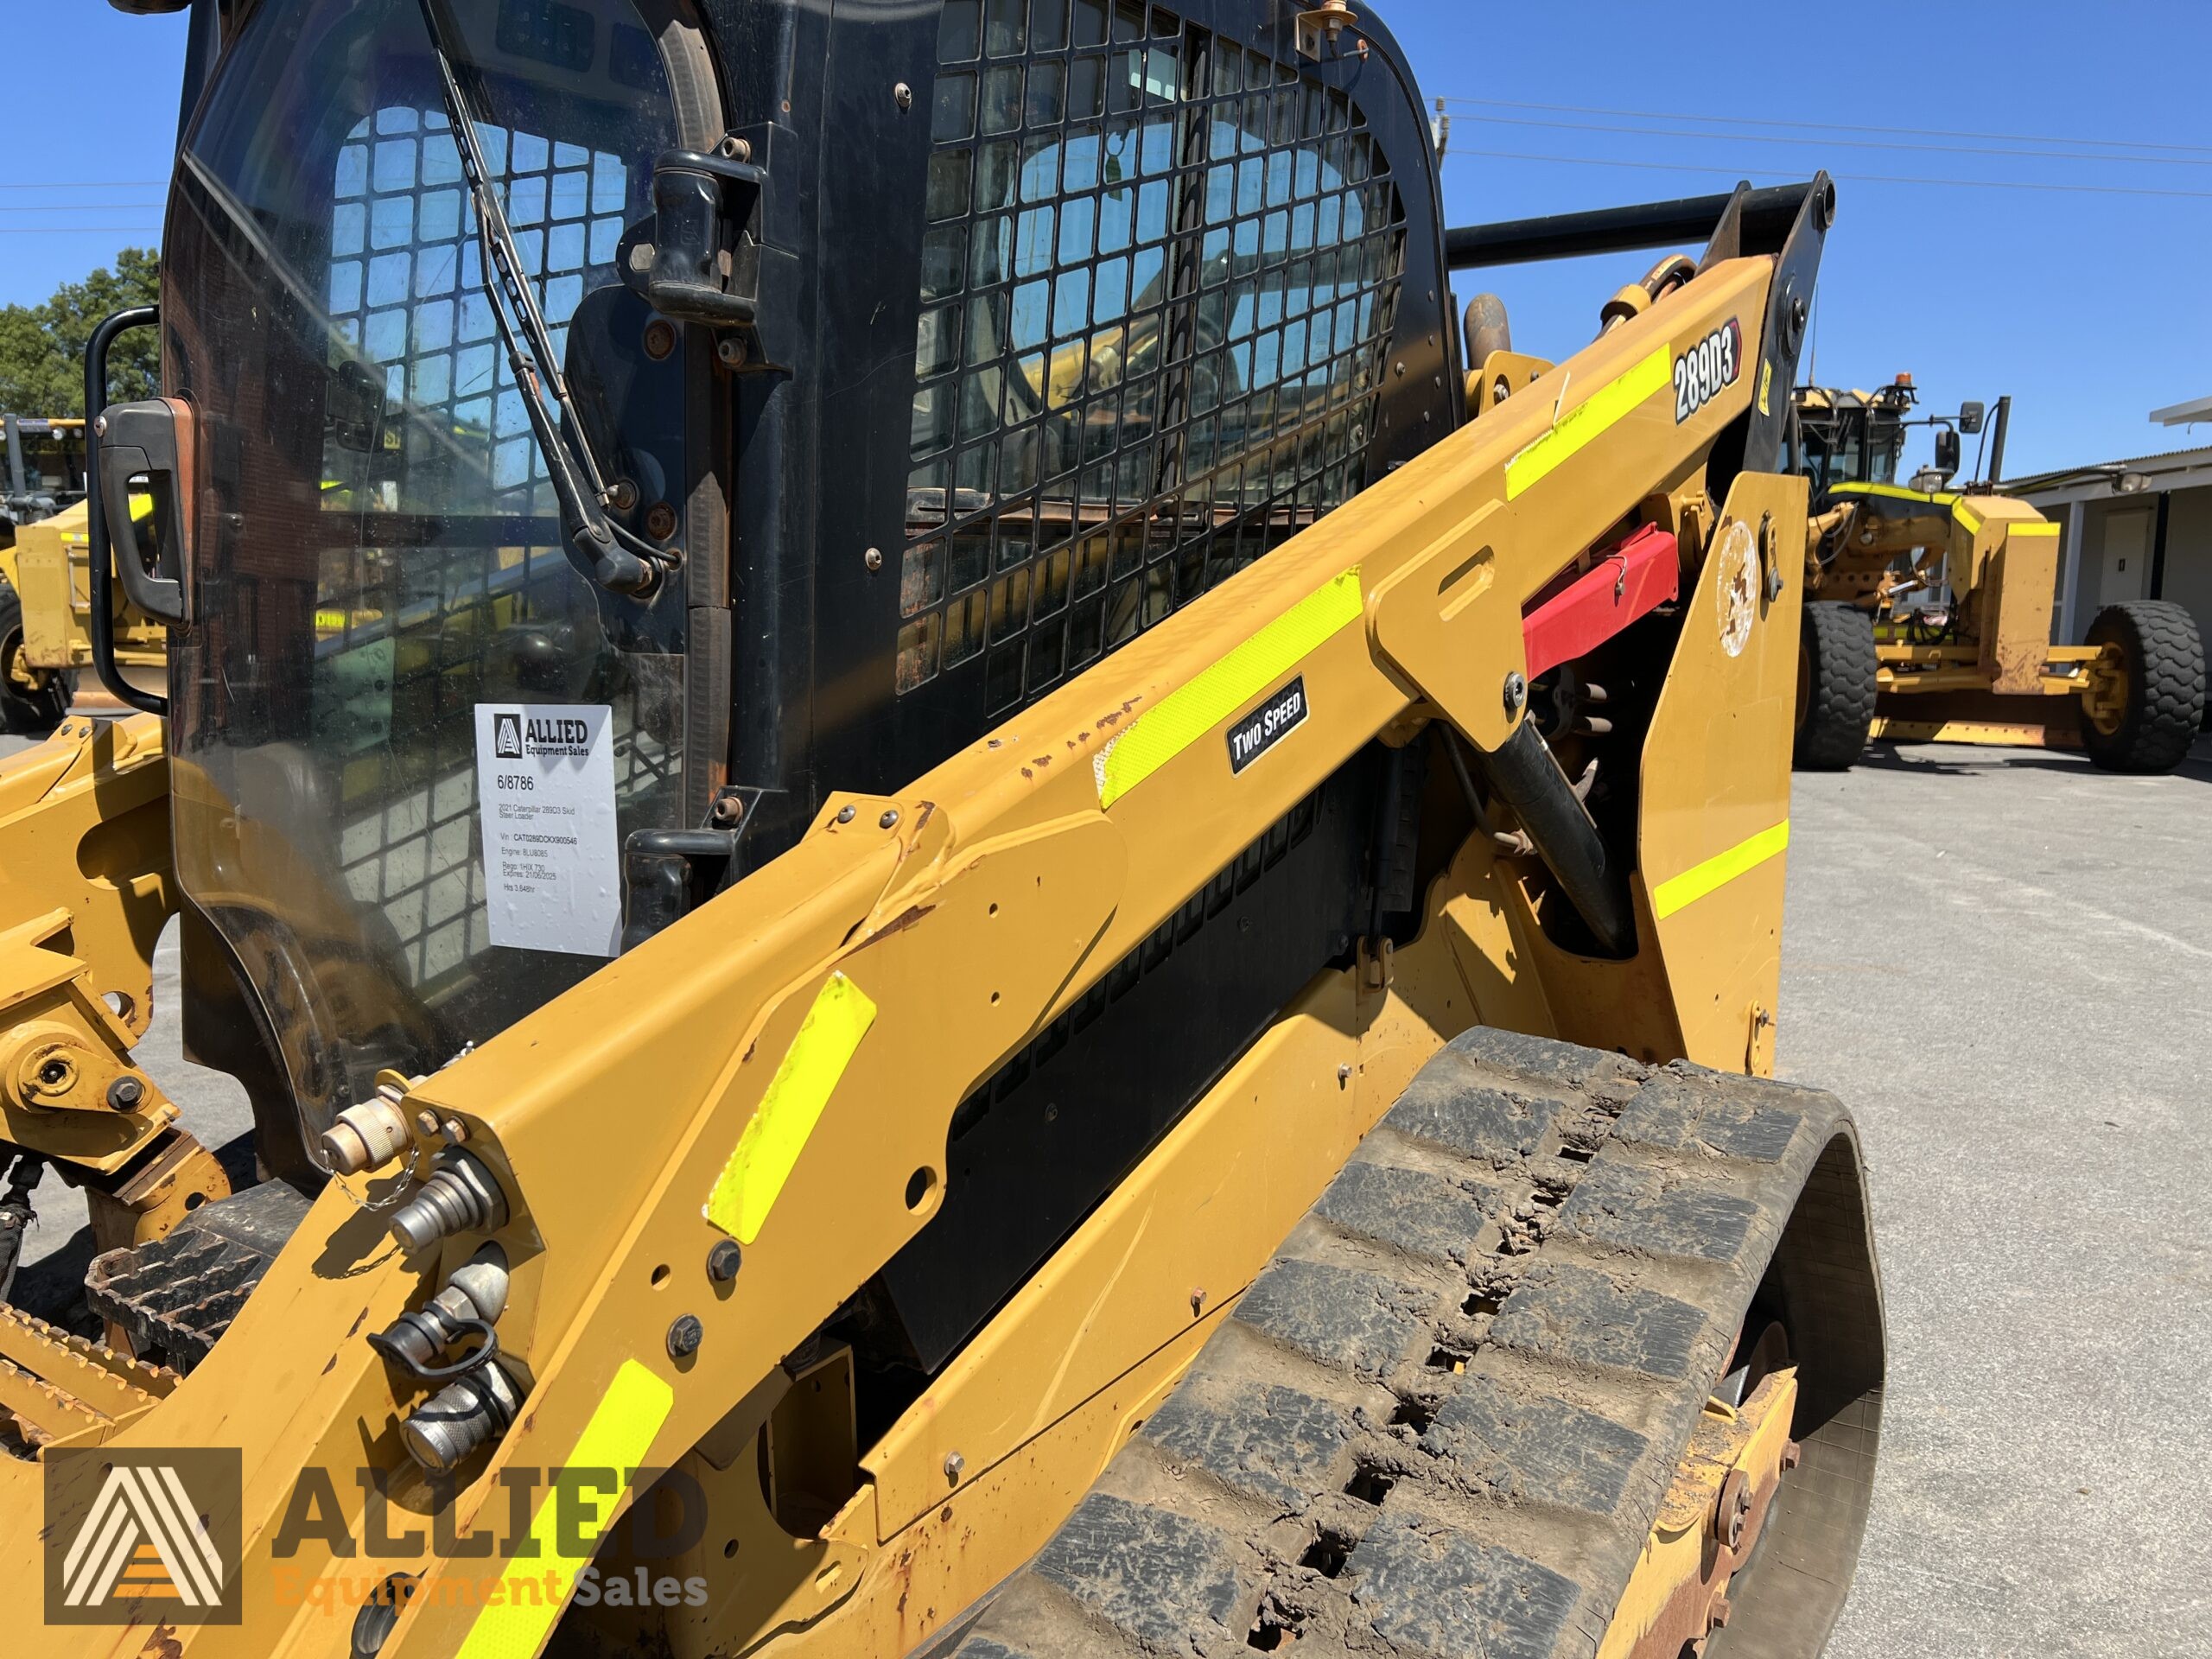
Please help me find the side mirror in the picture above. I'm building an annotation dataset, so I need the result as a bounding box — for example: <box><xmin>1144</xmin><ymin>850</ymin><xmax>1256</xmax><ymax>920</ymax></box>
<box><xmin>1958</xmin><ymin>401</ymin><xmax>1986</xmax><ymax>435</ymax></box>
<box><xmin>1934</xmin><ymin>426</ymin><xmax>1961</xmax><ymax>480</ymax></box>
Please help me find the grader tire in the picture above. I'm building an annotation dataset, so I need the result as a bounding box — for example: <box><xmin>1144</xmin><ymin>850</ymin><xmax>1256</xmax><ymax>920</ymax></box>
<box><xmin>1793</xmin><ymin>601</ymin><xmax>1878</xmax><ymax>772</ymax></box>
<box><xmin>944</xmin><ymin>1029</ymin><xmax>1885</xmax><ymax>1659</ymax></box>
<box><xmin>0</xmin><ymin>578</ymin><xmax>72</xmax><ymax>734</ymax></box>
<box><xmin>2080</xmin><ymin>601</ymin><xmax>2205</xmax><ymax>774</ymax></box>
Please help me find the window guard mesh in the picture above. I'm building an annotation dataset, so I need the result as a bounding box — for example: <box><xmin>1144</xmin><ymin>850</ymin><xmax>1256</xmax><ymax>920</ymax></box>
<box><xmin>899</xmin><ymin>0</ymin><xmax>1407</xmax><ymax>720</ymax></box>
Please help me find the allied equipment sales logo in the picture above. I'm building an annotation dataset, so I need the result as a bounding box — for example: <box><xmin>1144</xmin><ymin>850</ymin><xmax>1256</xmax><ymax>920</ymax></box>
<box><xmin>488</xmin><ymin>707</ymin><xmax>594</xmax><ymax>760</ymax></box>
<box><xmin>44</xmin><ymin>1447</ymin><xmax>243</xmax><ymax>1625</ymax></box>
<box><xmin>43</xmin><ymin>1439</ymin><xmax>714</xmax><ymax>1628</ymax></box>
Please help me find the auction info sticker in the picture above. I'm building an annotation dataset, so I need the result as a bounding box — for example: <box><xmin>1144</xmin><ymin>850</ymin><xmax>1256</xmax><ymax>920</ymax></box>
<box><xmin>474</xmin><ymin>702</ymin><xmax>621</xmax><ymax>957</ymax></box>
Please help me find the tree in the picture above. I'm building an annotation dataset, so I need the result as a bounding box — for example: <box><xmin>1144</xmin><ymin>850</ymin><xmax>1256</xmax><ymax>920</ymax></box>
<box><xmin>0</xmin><ymin>248</ymin><xmax>161</xmax><ymax>416</ymax></box>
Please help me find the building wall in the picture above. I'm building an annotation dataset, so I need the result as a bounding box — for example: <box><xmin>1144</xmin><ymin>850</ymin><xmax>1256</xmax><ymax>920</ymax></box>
<box><xmin>2159</xmin><ymin>485</ymin><xmax>2212</xmax><ymax>652</ymax></box>
<box><xmin>2071</xmin><ymin>498</ymin><xmax>2157</xmax><ymax>625</ymax></box>
<box><xmin>2044</xmin><ymin>486</ymin><xmax>2212</xmax><ymax>652</ymax></box>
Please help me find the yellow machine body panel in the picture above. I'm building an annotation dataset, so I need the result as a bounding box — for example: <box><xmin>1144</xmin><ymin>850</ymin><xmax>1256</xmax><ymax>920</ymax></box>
<box><xmin>0</xmin><ymin>239</ymin><xmax>1831</xmax><ymax>1659</ymax></box>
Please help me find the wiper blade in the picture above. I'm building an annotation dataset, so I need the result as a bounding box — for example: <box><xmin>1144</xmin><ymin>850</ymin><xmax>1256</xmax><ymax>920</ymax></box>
<box><xmin>414</xmin><ymin>0</ymin><xmax>669</xmax><ymax>596</ymax></box>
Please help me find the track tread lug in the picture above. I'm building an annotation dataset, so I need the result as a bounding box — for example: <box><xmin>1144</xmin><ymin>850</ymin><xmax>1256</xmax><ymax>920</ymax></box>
<box><xmin>1344</xmin><ymin>1510</ymin><xmax>1583</xmax><ymax>1659</ymax></box>
<box><xmin>1142</xmin><ymin>1376</ymin><xmax>1361</xmax><ymax>1513</ymax></box>
<box><xmin>1420</xmin><ymin>1370</ymin><xmax>1649</xmax><ymax>1518</ymax></box>
<box><xmin>1313</xmin><ymin>1160</ymin><xmax>1503</xmax><ymax>1268</ymax></box>
<box><xmin>1379</xmin><ymin>1068</ymin><xmax>1562</xmax><ymax>1165</ymax></box>
<box><xmin>1555</xmin><ymin>1160</ymin><xmax>1760</xmax><ymax>1265</ymax></box>
<box><xmin>1233</xmin><ymin>1256</ymin><xmax>1437</xmax><ymax>1380</ymax></box>
<box><xmin>1613</xmin><ymin>1069</ymin><xmax>1806</xmax><ymax>1162</ymax></box>
<box><xmin>1029</xmin><ymin>1492</ymin><xmax>1249</xmax><ymax>1652</ymax></box>
<box><xmin>1488</xmin><ymin>1261</ymin><xmax>1706</xmax><ymax>1382</ymax></box>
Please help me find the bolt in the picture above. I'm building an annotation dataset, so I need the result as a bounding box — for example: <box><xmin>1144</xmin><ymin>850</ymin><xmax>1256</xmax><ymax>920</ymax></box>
<box><xmin>879</xmin><ymin>808</ymin><xmax>899</xmax><ymax>829</ymax></box>
<box><xmin>1715</xmin><ymin>1469</ymin><xmax>1752</xmax><ymax>1548</ymax></box>
<box><xmin>642</xmin><ymin>319</ymin><xmax>676</xmax><ymax>360</ymax></box>
<box><xmin>440</xmin><ymin>1117</ymin><xmax>468</xmax><ymax>1145</ymax></box>
<box><xmin>717</xmin><ymin>334</ymin><xmax>749</xmax><ymax>369</ymax></box>
<box><xmin>707</xmin><ymin>1240</ymin><xmax>742</xmax><ymax>1282</ymax></box>
<box><xmin>716</xmin><ymin>134</ymin><xmax>751</xmax><ymax>161</ymax></box>
<box><xmin>416</xmin><ymin>1109</ymin><xmax>442</xmax><ymax>1136</ymax></box>
<box><xmin>835</xmin><ymin>804</ymin><xmax>857</xmax><ymax>824</ymax></box>
<box><xmin>667</xmin><ymin>1314</ymin><xmax>704</xmax><ymax>1360</ymax></box>
<box><xmin>864</xmin><ymin>546</ymin><xmax>884</xmax><ymax>571</ymax></box>
<box><xmin>105</xmin><ymin>1076</ymin><xmax>144</xmax><ymax>1109</ymax></box>
<box><xmin>1336</xmin><ymin>1063</ymin><xmax>1352</xmax><ymax>1086</ymax></box>
<box><xmin>606</xmin><ymin>478</ymin><xmax>638</xmax><ymax>512</ymax></box>
<box><xmin>1189</xmin><ymin>1287</ymin><xmax>1205</xmax><ymax>1314</ymax></box>
<box><xmin>943</xmin><ymin>1451</ymin><xmax>965</xmax><ymax>1483</ymax></box>
<box><xmin>39</xmin><ymin>1059</ymin><xmax>69</xmax><ymax>1087</ymax></box>
<box><xmin>709</xmin><ymin>793</ymin><xmax>746</xmax><ymax>827</ymax></box>
<box><xmin>645</xmin><ymin>502</ymin><xmax>678</xmax><ymax>541</ymax></box>
<box><xmin>1502</xmin><ymin>671</ymin><xmax>1528</xmax><ymax>715</ymax></box>
<box><xmin>894</xmin><ymin>82</ymin><xmax>914</xmax><ymax>111</ymax></box>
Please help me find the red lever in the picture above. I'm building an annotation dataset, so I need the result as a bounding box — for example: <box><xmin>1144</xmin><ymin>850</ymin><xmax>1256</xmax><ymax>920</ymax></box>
<box><xmin>1521</xmin><ymin>524</ymin><xmax>1680</xmax><ymax>683</ymax></box>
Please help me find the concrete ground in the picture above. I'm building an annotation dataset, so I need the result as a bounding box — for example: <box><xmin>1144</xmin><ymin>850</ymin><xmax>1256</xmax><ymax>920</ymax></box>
<box><xmin>4</xmin><ymin>721</ymin><xmax>2209</xmax><ymax>1650</ymax></box>
<box><xmin>1787</xmin><ymin>734</ymin><xmax>2212</xmax><ymax>1657</ymax></box>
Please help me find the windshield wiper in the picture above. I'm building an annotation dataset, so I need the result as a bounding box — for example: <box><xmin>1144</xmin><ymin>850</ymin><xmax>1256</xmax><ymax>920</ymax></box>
<box><xmin>414</xmin><ymin>0</ymin><xmax>668</xmax><ymax>596</ymax></box>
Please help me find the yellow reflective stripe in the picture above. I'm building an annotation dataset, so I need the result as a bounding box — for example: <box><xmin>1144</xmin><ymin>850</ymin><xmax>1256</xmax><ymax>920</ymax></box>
<box><xmin>1832</xmin><ymin>480</ymin><xmax>1958</xmax><ymax>506</ymax></box>
<box><xmin>1504</xmin><ymin>346</ymin><xmax>1670</xmax><ymax>500</ymax></box>
<box><xmin>1651</xmin><ymin>821</ymin><xmax>1790</xmax><ymax>919</ymax></box>
<box><xmin>454</xmin><ymin>1359</ymin><xmax>673</xmax><ymax>1659</ymax></box>
<box><xmin>1095</xmin><ymin>568</ymin><xmax>1362</xmax><ymax>808</ymax></box>
<box><xmin>2007</xmin><ymin>521</ymin><xmax>2059</xmax><ymax>537</ymax></box>
<box><xmin>1953</xmin><ymin>499</ymin><xmax>1984</xmax><ymax>536</ymax></box>
<box><xmin>705</xmin><ymin>972</ymin><xmax>876</xmax><ymax>1243</ymax></box>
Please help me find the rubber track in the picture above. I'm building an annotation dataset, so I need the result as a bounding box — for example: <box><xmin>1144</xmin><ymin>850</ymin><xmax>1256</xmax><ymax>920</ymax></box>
<box><xmin>1793</xmin><ymin>602</ymin><xmax>1876</xmax><ymax>772</ymax></box>
<box><xmin>939</xmin><ymin>1028</ymin><xmax>1878</xmax><ymax>1659</ymax></box>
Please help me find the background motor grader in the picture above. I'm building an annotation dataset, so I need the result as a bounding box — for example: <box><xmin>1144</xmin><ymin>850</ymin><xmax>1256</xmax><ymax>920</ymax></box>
<box><xmin>1789</xmin><ymin>377</ymin><xmax>2206</xmax><ymax>770</ymax></box>
<box><xmin>0</xmin><ymin>3</ymin><xmax>1880</xmax><ymax>1656</ymax></box>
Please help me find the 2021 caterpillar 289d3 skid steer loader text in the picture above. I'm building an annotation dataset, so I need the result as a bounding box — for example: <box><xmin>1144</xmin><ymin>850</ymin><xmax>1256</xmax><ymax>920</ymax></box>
<box><xmin>0</xmin><ymin>3</ymin><xmax>1881</xmax><ymax>1656</ymax></box>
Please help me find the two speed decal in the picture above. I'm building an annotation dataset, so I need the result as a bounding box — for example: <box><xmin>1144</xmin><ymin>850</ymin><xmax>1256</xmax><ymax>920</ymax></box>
<box><xmin>1673</xmin><ymin>319</ymin><xmax>1743</xmax><ymax>423</ymax></box>
<box><xmin>1227</xmin><ymin>676</ymin><xmax>1309</xmax><ymax>774</ymax></box>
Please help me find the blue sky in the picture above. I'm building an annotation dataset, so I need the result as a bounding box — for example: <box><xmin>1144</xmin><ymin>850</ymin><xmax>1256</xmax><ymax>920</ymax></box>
<box><xmin>7</xmin><ymin>0</ymin><xmax>2207</xmax><ymax>476</ymax></box>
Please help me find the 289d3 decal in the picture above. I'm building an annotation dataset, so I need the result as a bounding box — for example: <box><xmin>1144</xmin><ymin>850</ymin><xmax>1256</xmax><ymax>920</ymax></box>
<box><xmin>1673</xmin><ymin>319</ymin><xmax>1743</xmax><ymax>423</ymax></box>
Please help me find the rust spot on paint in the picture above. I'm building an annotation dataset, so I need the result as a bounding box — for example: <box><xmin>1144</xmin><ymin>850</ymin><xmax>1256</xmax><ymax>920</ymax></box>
<box><xmin>138</xmin><ymin>1626</ymin><xmax>183</xmax><ymax>1659</ymax></box>
<box><xmin>1020</xmin><ymin>767</ymin><xmax>1033</xmax><ymax>780</ymax></box>
<box><xmin>1029</xmin><ymin>753</ymin><xmax>1051</xmax><ymax>768</ymax></box>
<box><xmin>861</xmin><ymin>904</ymin><xmax>936</xmax><ymax>946</ymax></box>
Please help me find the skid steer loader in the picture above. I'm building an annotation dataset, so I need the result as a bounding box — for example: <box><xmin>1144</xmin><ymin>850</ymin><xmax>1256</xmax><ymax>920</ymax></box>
<box><xmin>1789</xmin><ymin>378</ymin><xmax>2207</xmax><ymax>771</ymax></box>
<box><xmin>0</xmin><ymin>2</ymin><xmax>1882</xmax><ymax>1656</ymax></box>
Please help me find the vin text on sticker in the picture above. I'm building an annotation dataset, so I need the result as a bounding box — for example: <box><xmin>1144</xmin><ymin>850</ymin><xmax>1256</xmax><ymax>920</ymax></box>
<box><xmin>1674</xmin><ymin>319</ymin><xmax>1743</xmax><ymax>423</ymax></box>
<box><xmin>1228</xmin><ymin>676</ymin><xmax>1310</xmax><ymax>774</ymax></box>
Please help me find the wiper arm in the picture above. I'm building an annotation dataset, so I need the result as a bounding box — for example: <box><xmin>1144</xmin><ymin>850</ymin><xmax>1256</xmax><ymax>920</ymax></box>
<box><xmin>414</xmin><ymin>0</ymin><xmax>668</xmax><ymax>596</ymax></box>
